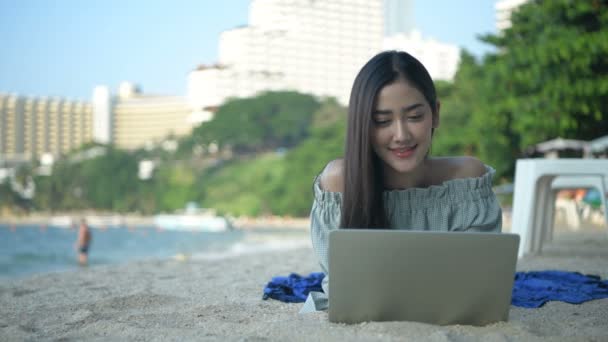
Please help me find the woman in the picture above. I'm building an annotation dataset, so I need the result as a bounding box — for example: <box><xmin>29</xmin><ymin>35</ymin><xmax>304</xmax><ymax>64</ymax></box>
<box><xmin>301</xmin><ymin>50</ymin><xmax>502</xmax><ymax>312</ymax></box>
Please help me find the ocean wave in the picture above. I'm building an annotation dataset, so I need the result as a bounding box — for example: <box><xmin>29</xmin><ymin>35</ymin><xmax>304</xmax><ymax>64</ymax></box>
<box><xmin>11</xmin><ymin>252</ymin><xmax>74</xmax><ymax>263</ymax></box>
<box><xmin>187</xmin><ymin>238</ymin><xmax>311</xmax><ymax>261</ymax></box>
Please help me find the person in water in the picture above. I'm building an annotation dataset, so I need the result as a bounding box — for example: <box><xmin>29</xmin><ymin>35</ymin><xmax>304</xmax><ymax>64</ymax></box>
<box><xmin>301</xmin><ymin>50</ymin><xmax>502</xmax><ymax>312</ymax></box>
<box><xmin>75</xmin><ymin>218</ymin><xmax>92</xmax><ymax>266</ymax></box>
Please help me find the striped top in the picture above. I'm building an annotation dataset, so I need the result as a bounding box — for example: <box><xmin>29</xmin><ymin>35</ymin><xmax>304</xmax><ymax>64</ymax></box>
<box><xmin>300</xmin><ymin>165</ymin><xmax>503</xmax><ymax>313</ymax></box>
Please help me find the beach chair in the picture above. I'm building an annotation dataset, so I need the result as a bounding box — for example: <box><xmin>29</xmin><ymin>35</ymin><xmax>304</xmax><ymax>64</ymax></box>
<box><xmin>549</xmin><ymin>176</ymin><xmax>607</xmax><ymax>239</ymax></box>
<box><xmin>511</xmin><ymin>159</ymin><xmax>608</xmax><ymax>258</ymax></box>
<box><xmin>580</xmin><ymin>189</ymin><xmax>607</xmax><ymax>225</ymax></box>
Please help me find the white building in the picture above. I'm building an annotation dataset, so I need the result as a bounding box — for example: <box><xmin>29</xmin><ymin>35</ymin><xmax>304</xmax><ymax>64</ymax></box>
<box><xmin>385</xmin><ymin>0</ymin><xmax>414</xmax><ymax>36</ymax></box>
<box><xmin>94</xmin><ymin>82</ymin><xmax>199</xmax><ymax>150</ymax></box>
<box><xmin>188</xmin><ymin>0</ymin><xmax>385</xmax><ymax>109</ymax></box>
<box><xmin>495</xmin><ymin>0</ymin><xmax>529</xmax><ymax>31</ymax></box>
<box><xmin>0</xmin><ymin>92</ymin><xmax>92</xmax><ymax>164</ymax></box>
<box><xmin>383</xmin><ymin>30</ymin><xmax>461</xmax><ymax>81</ymax></box>
<box><xmin>2</xmin><ymin>82</ymin><xmax>204</xmax><ymax>161</ymax></box>
<box><xmin>189</xmin><ymin>0</ymin><xmax>461</xmax><ymax>111</ymax></box>
<box><xmin>92</xmin><ymin>86</ymin><xmax>112</xmax><ymax>144</ymax></box>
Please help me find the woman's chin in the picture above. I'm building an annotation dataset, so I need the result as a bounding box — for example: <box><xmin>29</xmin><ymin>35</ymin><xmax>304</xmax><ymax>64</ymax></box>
<box><xmin>384</xmin><ymin>159</ymin><xmax>422</xmax><ymax>174</ymax></box>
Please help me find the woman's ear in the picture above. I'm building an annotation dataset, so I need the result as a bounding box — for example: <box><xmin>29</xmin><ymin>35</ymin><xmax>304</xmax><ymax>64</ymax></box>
<box><xmin>432</xmin><ymin>101</ymin><xmax>440</xmax><ymax>128</ymax></box>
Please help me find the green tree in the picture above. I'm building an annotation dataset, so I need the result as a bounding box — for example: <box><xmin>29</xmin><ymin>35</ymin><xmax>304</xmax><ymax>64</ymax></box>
<box><xmin>433</xmin><ymin>51</ymin><xmax>485</xmax><ymax>157</ymax></box>
<box><xmin>199</xmin><ymin>154</ymin><xmax>286</xmax><ymax>216</ymax></box>
<box><xmin>33</xmin><ymin>160</ymin><xmax>82</xmax><ymax>211</ymax></box>
<box><xmin>80</xmin><ymin>147</ymin><xmax>140</xmax><ymax>212</ymax></box>
<box><xmin>277</xmin><ymin>105</ymin><xmax>346</xmax><ymax>216</ymax></box>
<box><xmin>480</xmin><ymin>0</ymin><xmax>608</xmax><ymax>149</ymax></box>
<box><xmin>192</xmin><ymin>91</ymin><xmax>320</xmax><ymax>153</ymax></box>
<box><xmin>33</xmin><ymin>145</ymin><xmax>141</xmax><ymax>212</ymax></box>
<box><xmin>0</xmin><ymin>180</ymin><xmax>19</xmax><ymax>213</ymax></box>
<box><xmin>196</xmin><ymin>99</ymin><xmax>347</xmax><ymax>217</ymax></box>
<box><xmin>154</xmin><ymin>163</ymin><xmax>201</xmax><ymax>212</ymax></box>
<box><xmin>431</xmin><ymin>51</ymin><xmax>519</xmax><ymax>180</ymax></box>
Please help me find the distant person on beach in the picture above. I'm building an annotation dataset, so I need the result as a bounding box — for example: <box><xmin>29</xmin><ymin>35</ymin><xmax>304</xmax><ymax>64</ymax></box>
<box><xmin>75</xmin><ymin>218</ymin><xmax>92</xmax><ymax>266</ymax></box>
<box><xmin>301</xmin><ymin>50</ymin><xmax>502</xmax><ymax>312</ymax></box>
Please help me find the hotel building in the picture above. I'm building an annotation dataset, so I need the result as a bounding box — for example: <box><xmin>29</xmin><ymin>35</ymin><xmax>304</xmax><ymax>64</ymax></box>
<box><xmin>383</xmin><ymin>30</ymin><xmax>460</xmax><ymax>82</ymax></box>
<box><xmin>1</xmin><ymin>82</ymin><xmax>199</xmax><ymax>165</ymax></box>
<box><xmin>95</xmin><ymin>83</ymin><xmax>197</xmax><ymax>151</ymax></box>
<box><xmin>188</xmin><ymin>0</ymin><xmax>386</xmax><ymax>114</ymax></box>
<box><xmin>0</xmin><ymin>93</ymin><xmax>92</xmax><ymax>164</ymax></box>
<box><xmin>495</xmin><ymin>0</ymin><xmax>529</xmax><ymax>31</ymax></box>
<box><xmin>188</xmin><ymin>0</ymin><xmax>460</xmax><ymax>113</ymax></box>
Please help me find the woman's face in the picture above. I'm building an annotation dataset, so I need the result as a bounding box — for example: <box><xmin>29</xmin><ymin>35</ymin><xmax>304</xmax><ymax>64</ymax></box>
<box><xmin>370</xmin><ymin>78</ymin><xmax>439</xmax><ymax>175</ymax></box>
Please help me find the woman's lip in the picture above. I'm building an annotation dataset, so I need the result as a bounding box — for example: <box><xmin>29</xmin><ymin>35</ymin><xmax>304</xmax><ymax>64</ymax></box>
<box><xmin>389</xmin><ymin>145</ymin><xmax>417</xmax><ymax>152</ymax></box>
<box><xmin>390</xmin><ymin>145</ymin><xmax>417</xmax><ymax>158</ymax></box>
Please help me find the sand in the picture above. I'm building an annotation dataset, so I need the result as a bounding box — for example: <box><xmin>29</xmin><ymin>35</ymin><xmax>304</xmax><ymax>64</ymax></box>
<box><xmin>1</xmin><ymin>228</ymin><xmax>607</xmax><ymax>341</ymax></box>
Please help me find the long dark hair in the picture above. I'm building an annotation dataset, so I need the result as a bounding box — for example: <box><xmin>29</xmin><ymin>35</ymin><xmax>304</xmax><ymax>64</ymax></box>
<box><xmin>340</xmin><ymin>50</ymin><xmax>438</xmax><ymax>229</ymax></box>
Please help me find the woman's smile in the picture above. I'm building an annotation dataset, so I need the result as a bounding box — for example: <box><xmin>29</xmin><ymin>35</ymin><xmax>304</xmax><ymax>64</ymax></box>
<box><xmin>390</xmin><ymin>145</ymin><xmax>417</xmax><ymax>159</ymax></box>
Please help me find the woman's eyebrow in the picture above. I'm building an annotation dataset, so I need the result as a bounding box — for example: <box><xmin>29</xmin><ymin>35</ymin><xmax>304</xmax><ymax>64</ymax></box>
<box><xmin>372</xmin><ymin>109</ymin><xmax>392</xmax><ymax>115</ymax></box>
<box><xmin>373</xmin><ymin>103</ymin><xmax>424</xmax><ymax>115</ymax></box>
<box><xmin>401</xmin><ymin>103</ymin><xmax>424</xmax><ymax>113</ymax></box>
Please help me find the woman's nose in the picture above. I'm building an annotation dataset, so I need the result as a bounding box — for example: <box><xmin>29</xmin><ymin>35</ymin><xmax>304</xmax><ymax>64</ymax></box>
<box><xmin>393</xmin><ymin>120</ymin><xmax>410</xmax><ymax>142</ymax></box>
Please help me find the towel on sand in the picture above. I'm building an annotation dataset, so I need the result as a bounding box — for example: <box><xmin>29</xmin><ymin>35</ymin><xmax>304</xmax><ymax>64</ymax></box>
<box><xmin>262</xmin><ymin>272</ymin><xmax>325</xmax><ymax>303</ymax></box>
<box><xmin>263</xmin><ymin>271</ymin><xmax>608</xmax><ymax>308</ymax></box>
<box><xmin>512</xmin><ymin>270</ymin><xmax>608</xmax><ymax>308</ymax></box>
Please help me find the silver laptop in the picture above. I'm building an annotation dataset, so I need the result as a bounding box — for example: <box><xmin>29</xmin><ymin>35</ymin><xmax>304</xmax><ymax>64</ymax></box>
<box><xmin>328</xmin><ymin>230</ymin><xmax>519</xmax><ymax>325</ymax></box>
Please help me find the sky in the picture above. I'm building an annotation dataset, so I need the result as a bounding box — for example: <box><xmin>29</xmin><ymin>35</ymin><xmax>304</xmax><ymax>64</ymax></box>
<box><xmin>0</xmin><ymin>0</ymin><xmax>497</xmax><ymax>101</ymax></box>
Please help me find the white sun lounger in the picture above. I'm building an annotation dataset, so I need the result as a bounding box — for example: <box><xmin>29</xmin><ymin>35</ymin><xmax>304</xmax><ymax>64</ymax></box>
<box><xmin>511</xmin><ymin>159</ymin><xmax>608</xmax><ymax>257</ymax></box>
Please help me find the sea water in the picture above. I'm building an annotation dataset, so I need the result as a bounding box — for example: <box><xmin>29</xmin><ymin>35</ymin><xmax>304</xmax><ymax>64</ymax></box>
<box><xmin>0</xmin><ymin>224</ymin><xmax>309</xmax><ymax>279</ymax></box>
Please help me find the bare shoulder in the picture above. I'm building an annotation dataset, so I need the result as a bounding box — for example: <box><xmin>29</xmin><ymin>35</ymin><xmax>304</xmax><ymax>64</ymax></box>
<box><xmin>319</xmin><ymin>158</ymin><xmax>344</xmax><ymax>193</ymax></box>
<box><xmin>432</xmin><ymin>156</ymin><xmax>487</xmax><ymax>182</ymax></box>
<box><xmin>450</xmin><ymin>156</ymin><xmax>487</xmax><ymax>178</ymax></box>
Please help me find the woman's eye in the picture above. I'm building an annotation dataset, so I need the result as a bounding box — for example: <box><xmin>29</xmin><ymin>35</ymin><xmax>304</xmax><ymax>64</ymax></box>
<box><xmin>408</xmin><ymin>114</ymin><xmax>424</xmax><ymax>121</ymax></box>
<box><xmin>373</xmin><ymin>119</ymin><xmax>391</xmax><ymax>125</ymax></box>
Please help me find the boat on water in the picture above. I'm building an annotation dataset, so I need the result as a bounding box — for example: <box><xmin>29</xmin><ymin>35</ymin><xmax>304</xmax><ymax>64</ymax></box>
<box><xmin>153</xmin><ymin>203</ymin><xmax>232</xmax><ymax>232</ymax></box>
<box><xmin>49</xmin><ymin>215</ymin><xmax>127</xmax><ymax>228</ymax></box>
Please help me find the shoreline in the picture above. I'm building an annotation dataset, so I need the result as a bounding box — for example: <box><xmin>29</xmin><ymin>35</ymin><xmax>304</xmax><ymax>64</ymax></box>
<box><xmin>0</xmin><ymin>213</ymin><xmax>311</xmax><ymax>231</ymax></box>
<box><xmin>0</xmin><ymin>220</ymin><xmax>311</xmax><ymax>281</ymax></box>
<box><xmin>1</xmin><ymin>230</ymin><xmax>607</xmax><ymax>341</ymax></box>
<box><xmin>2</xmin><ymin>205</ymin><xmax>604</xmax><ymax>233</ymax></box>
<box><xmin>0</xmin><ymin>231</ymin><xmax>313</xmax><ymax>281</ymax></box>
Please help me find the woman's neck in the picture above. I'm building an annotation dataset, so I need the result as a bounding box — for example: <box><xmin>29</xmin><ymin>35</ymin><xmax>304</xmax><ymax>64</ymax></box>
<box><xmin>382</xmin><ymin>159</ymin><xmax>433</xmax><ymax>190</ymax></box>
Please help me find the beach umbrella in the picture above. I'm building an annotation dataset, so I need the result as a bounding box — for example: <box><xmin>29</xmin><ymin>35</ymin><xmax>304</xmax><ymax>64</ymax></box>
<box><xmin>589</xmin><ymin>135</ymin><xmax>608</xmax><ymax>153</ymax></box>
<box><xmin>583</xmin><ymin>189</ymin><xmax>602</xmax><ymax>209</ymax></box>
<box><xmin>534</xmin><ymin>137</ymin><xmax>590</xmax><ymax>153</ymax></box>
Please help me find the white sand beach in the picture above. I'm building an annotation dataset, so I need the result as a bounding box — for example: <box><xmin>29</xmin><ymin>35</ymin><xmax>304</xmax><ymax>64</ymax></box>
<box><xmin>1</xmin><ymin>223</ymin><xmax>607</xmax><ymax>341</ymax></box>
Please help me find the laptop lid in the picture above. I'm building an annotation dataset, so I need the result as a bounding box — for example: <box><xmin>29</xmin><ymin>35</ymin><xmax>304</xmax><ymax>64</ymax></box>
<box><xmin>328</xmin><ymin>230</ymin><xmax>519</xmax><ymax>325</ymax></box>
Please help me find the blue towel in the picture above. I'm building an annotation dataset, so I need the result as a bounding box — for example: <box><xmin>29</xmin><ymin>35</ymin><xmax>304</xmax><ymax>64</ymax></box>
<box><xmin>513</xmin><ymin>270</ymin><xmax>608</xmax><ymax>308</ymax></box>
<box><xmin>263</xmin><ymin>271</ymin><xmax>608</xmax><ymax>308</ymax></box>
<box><xmin>262</xmin><ymin>272</ymin><xmax>325</xmax><ymax>303</ymax></box>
